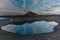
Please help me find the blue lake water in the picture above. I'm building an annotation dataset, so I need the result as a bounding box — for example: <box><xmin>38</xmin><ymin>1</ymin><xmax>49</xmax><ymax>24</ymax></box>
<box><xmin>1</xmin><ymin>20</ymin><xmax>58</xmax><ymax>34</ymax></box>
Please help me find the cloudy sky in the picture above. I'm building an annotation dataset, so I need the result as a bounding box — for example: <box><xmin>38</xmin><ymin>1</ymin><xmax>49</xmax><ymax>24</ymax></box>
<box><xmin>0</xmin><ymin>0</ymin><xmax>60</xmax><ymax>15</ymax></box>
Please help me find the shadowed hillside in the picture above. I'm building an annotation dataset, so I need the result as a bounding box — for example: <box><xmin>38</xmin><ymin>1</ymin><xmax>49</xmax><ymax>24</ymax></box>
<box><xmin>0</xmin><ymin>11</ymin><xmax>56</xmax><ymax>22</ymax></box>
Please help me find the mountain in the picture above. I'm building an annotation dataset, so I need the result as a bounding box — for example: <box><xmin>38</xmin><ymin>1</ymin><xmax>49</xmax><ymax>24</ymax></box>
<box><xmin>23</xmin><ymin>11</ymin><xmax>40</xmax><ymax>18</ymax></box>
<box><xmin>0</xmin><ymin>11</ymin><xmax>56</xmax><ymax>22</ymax></box>
<box><xmin>24</xmin><ymin>11</ymin><xmax>39</xmax><ymax>16</ymax></box>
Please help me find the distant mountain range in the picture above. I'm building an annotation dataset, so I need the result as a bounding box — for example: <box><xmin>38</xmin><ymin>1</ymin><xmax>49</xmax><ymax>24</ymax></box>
<box><xmin>7</xmin><ymin>11</ymin><xmax>56</xmax><ymax>22</ymax></box>
<box><xmin>0</xmin><ymin>11</ymin><xmax>58</xmax><ymax>22</ymax></box>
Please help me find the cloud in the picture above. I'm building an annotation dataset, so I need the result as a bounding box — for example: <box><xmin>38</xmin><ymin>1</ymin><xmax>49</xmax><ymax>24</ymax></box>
<box><xmin>0</xmin><ymin>0</ymin><xmax>40</xmax><ymax>15</ymax></box>
<box><xmin>51</xmin><ymin>10</ymin><xmax>60</xmax><ymax>14</ymax></box>
<box><xmin>52</xmin><ymin>3</ymin><xmax>60</xmax><ymax>7</ymax></box>
<box><xmin>43</xmin><ymin>0</ymin><xmax>51</xmax><ymax>3</ymax></box>
<box><xmin>0</xmin><ymin>0</ymin><xmax>51</xmax><ymax>15</ymax></box>
<box><xmin>1</xmin><ymin>21</ymin><xmax>58</xmax><ymax>34</ymax></box>
<box><xmin>0</xmin><ymin>0</ymin><xmax>29</xmax><ymax>15</ymax></box>
<box><xmin>36</xmin><ymin>0</ymin><xmax>60</xmax><ymax>15</ymax></box>
<box><xmin>0</xmin><ymin>0</ymin><xmax>60</xmax><ymax>15</ymax></box>
<box><xmin>33</xmin><ymin>0</ymin><xmax>38</xmax><ymax>5</ymax></box>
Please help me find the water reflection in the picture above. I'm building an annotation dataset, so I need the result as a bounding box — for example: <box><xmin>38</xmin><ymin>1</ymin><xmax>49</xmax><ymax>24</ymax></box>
<box><xmin>1</xmin><ymin>21</ymin><xmax>58</xmax><ymax>34</ymax></box>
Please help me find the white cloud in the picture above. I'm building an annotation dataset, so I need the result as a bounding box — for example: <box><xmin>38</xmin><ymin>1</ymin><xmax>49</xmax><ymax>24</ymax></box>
<box><xmin>0</xmin><ymin>0</ymin><xmax>60</xmax><ymax>15</ymax></box>
<box><xmin>1</xmin><ymin>21</ymin><xmax>58</xmax><ymax>34</ymax></box>
<box><xmin>33</xmin><ymin>0</ymin><xmax>38</xmax><ymax>5</ymax></box>
<box><xmin>0</xmin><ymin>0</ymin><xmax>51</xmax><ymax>15</ymax></box>
<box><xmin>52</xmin><ymin>3</ymin><xmax>60</xmax><ymax>7</ymax></box>
<box><xmin>43</xmin><ymin>0</ymin><xmax>51</xmax><ymax>3</ymax></box>
<box><xmin>0</xmin><ymin>0</ymin><xmax>29</xmax><ymax>15</ymax></box>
